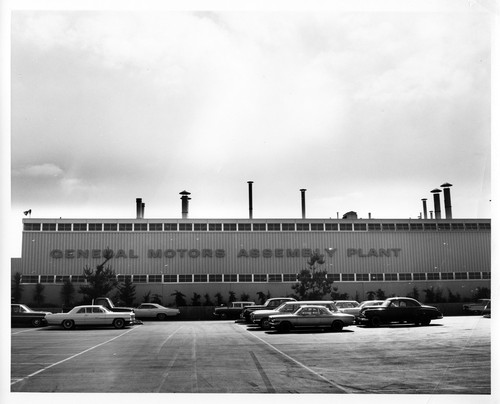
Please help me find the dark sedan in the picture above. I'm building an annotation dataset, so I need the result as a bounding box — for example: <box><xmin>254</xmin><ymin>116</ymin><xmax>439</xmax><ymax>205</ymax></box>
<box><xmin>11</xmin><ymin>304</ymin><xmax>51</xmax><ymax>327</ymax></box>
<box><xmin>357</xmin><ymin>297</ymin><xmax>443</xmax><ymax>327</ymax></box>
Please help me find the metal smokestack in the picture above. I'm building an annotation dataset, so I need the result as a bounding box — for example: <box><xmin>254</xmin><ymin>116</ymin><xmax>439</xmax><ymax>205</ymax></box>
<box><xmin>248</xmin><ymin>181</ymin><xmax>254</xmax><ymax>219</ymax></box>
<box><xmin>421</xmin><ymin>198</ymin><xmax>428</xmax><ymax>219</ymax></box>
<box><xmin>300</xmin><ymin>189</ymin><xmax>306</xmax><ymax>219</ymax></box>
<box><xmin>431</xmin><ymin>189</ymin><xmax>442</xmax><ymax>220</ymax></box>
<box><xmin>141</xmin><ymin>203</ymin><xmax>145</xmax><ymax>218</ymax></box>
<box><xmin>441</xmin><ymin>182</ymin><xmax>453</xmax><ymax>219</ymax></box>
<box><xmin>136</xmin><ymin>198</ymin><xmax>142</xmax><ymax>219</ymax></box>
<box><xmin>180</xmin><ymin>190</ymin><xmax>191</xmax><ymax>219</ymax></box>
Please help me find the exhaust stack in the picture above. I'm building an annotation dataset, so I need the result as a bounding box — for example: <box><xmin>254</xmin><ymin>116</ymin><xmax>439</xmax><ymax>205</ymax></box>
<box><xmin>180</xmin><ymin>190</ymin><xmax>191</xmax><ymax>219</ymax></box>
<box><xmin>441</xmin><ymin>183</ymin><xmax>453</xmax><ymax>219</ymax></box>
<box><xmin>248</xmin><ymin>181</ymin><xmax>254</xmax><ymax>219</ymax></box>
<box><xmin>136</xmin><ymin>198</ymin><xmax>143</xmax><ymax>219</ymax></box>
<box><xmin>421</xmin><ymin>198</ymin><xmax>428</xmax><ymax>219</ymax></box>
<box><xmin>300</xmin><ymin>189</ymin><xmax>306</xmax><ymax>219</ymax></box>
<box><xmin>431</xmin><ymin>189</ymin><xmax>442</xmax><ymax>220</ymax></box>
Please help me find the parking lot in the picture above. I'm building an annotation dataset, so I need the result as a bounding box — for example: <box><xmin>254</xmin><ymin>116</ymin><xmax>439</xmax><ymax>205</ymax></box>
<box><xmin>10</xmin><ymin>316</ymin><xmax>490</xmax><ymax>395</ymax></box>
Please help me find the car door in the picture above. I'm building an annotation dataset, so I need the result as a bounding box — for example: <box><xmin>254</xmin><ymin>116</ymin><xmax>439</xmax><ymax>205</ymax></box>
<box><xmin>295</xmin><ymin>307</ymin><xmax>317</xmax><ymax>327</ymax></box>
<box><xmin>90</xmin><ymin>306</ymin><xmax>109</xmax><ymax>325</ymax></box>
<box><xmin>316</xmin><ymin>307</ymin><xmax>333</xmax><ymax>326</ymax></box>
<box><xmin>385</xmin><ymin>300</ymin><xmax>403</xmax><ymax>322</ymax></box>
<box><xmin>74</xmin><ymin>307</ymin><xmax>89</xmax><ymax>325</ymax></box>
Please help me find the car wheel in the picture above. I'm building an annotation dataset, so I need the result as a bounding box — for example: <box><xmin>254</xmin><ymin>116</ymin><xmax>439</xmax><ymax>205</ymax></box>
<box><xmin>157</xmin><ymin>313</ymin><xmax>167</xmax><ymax>321</ymax></box>
<box><xmin>31</xmin><ymin>318</ymin><xmax>42</xmax><ymax>327</ymax></box>
<box><xmin>220</xmin><ymin>313</ymin><xmax>227</xmax><ymax>320</ymax></box>
<box><xmin>113</xmin><ymin>318</ymin><xmax>125</xmax><ymax>329</ymax></box>
<box><xmin>370</xmin><ymin>316</ymin><xmax>381</xmax><ymax>327</ymax></box>
<box><xmin>419</xmin><ymin>317</ymin><xmax>431</xmax><ymax>326</ymax></box>
<box><xmin>62</xmin><ymin>319</ymin><xmax>75</xmax><ymax>330</ymax></box>
<box><xmin>331</xmin><ymin>320</ymin><xmax>344</xmax><ymax>332</ymax></box>
<box><xmin>260</xmin><ymin>318</ymin><xmax>271</xmax><ymax>330</ymax></box>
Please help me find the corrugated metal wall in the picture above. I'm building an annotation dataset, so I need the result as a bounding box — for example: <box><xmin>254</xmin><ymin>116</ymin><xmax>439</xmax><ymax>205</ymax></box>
<box><xmin>21</xmin><ymin>229</ymin><xmax>491</xmax><ymax>276</ymax></box>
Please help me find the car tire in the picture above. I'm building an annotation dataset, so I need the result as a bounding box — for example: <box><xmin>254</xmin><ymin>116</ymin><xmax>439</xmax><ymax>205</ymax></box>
<box><xmin>31</xmin><ymin>318</ymin><xmax>42</xmax><ymax>327</ymax></box>
<box><xmin>419</xmin><ymin>317</ymin><xmax>431</xmax><ymax>326</ymax></box>
<box><xmin>370</xmin><ymin>316</ymin><xmax>381</xmax><ymax>327</ymax></box>
<box><xmin>157</xmin><ymin>313</ymin><xmax>167</xmax><ymax>321</ymax></box>
<box><xmin>220</xmin><ymin>313</ymin><xmax>227</xmax><ymax>320</ymax></box>
<box><xmin>260</xmin><ymin>318</ymin><xmax>271</xmax><ymax>330</ymax></box>
<box><xmin>113</xmin><ymin>318</ymin><xmax>125</xmax><ymax>329</ymax></box>
<box><xmin>62</xmin><ymin>319</ymin><xmax>75</xmax><ymax>330</ymax></box>
<box><xmin>331</xmin><ymin>320</ymin><xmax>344</xmax><ymax>332</ymax></box>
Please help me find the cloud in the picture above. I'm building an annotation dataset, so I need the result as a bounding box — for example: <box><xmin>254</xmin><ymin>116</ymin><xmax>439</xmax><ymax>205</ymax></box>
<box><xmin>12</xmin><ymin>163</ymin><xmax>64</xmax><ymax>178</ymax></box>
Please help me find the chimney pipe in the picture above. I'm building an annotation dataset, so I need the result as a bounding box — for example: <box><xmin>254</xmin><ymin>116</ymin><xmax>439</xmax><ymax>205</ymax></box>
<box><xmin>248</xmin><ymin>181</ymin><xmax>253</xmax><ymax>219</ymax></box>
<box><xmin>441</xmin><ymin>183</ymin><xmax>453</xmax><ymax>219</ymax></box>
<box><xmin>136</xmin><ymin>198</ymin><xmax>142</xmax><ymax>219</ymax></box>
<box><xmin>180</xmin><ymin>190</ymin><xmax>191</xmax><ymax>219</ymax></box>
<box><xmin>431</xmin><ymin>189</ymin><xmax>442</xmax><ymax>220</ymax></box>
<box><xmin>430</xmin><ymin>211</ymin><xmax>434</xmax><ymax>219</ymax></box>
<box><xmin>300</xmin><ymin>189</ymin><xmax>307</xmax><ymax>219</ymax></box>
<box><xmin>141</xmin><ymin>203</ymin><xmax>145</xmax><ymax>218</ymax></box>
<box><xmin>421</xmin><ymin>198</ymin><xmax>428</xmax><ymax>219</ymax></box>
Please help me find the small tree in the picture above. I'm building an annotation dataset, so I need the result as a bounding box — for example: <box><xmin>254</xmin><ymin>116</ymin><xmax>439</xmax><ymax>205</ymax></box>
<box><xmin>60</xmin><ymin>279</ymin><xmax>75</xmax><ymax>309</ymax></box>
<box><xmin>228</xmin><ymin>291</ymin><xmax>236</xmax><ymax>303</ymax></box>
<box><xmin>203</xmin><ymin>293</ymin><xmax>214</xmax><ymax>306</ymax></box>
<box><xmin>191</xmin><ymin>293</ymin><xmax>201</xmax><ymax>306</ymax></box>
<box><xmin>143</xmin><ymin>290</ymin><xmax>151</xmax><ymax>303</ymax></box>
<box><xmin>11</xmin><ymin>272</ymin><xmax>23</xmax><ymax>303</ymax></box>
<box><xmin>79</xmin><ymin>248</ymin><xmax>118</xmax><ymax>303</ymax></box>
<box><xmin>375</xmin><ymin>289</ymin><xmax>386</xmax><ymax>300</ymax></box>
<box><xmin>292</xmin><ymin>252</ymin><xmax>334</xmax><ymax>300</ymax></box>
<box><xmin>256</xmin><ymin>291</ymin><xmax>267</xmax><ymax>305</ymax></box>
<box><xmin>117</xmin><ymin>277</ymin><xmax>136</xmax><ymax>306</ymax></box>
<box><xmin>366</xmin><ymin>291</ymin><xmax>376</xmax><ymax>300</ymax></box>
<box><xmin>171</xmin><ymin>290</ymin><xmax>187</xmax><ymax>307</ymax></box>
<box><xmin>240</xmin><ymin>293</ymin><xmax>250</xmax><ymax>301</ymax></box>
<box><xmin>33</xmin><ymin>283</ymin><xmax>45</xmax><ymax>307</ymax></box>
<box><xmin>214</xmin><ymin>292</ymin><xmax>224</xmax><ymax>306</ymax></box>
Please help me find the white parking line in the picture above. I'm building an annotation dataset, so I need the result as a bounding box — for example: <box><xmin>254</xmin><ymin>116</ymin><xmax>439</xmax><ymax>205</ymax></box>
<box><xmin>10</xmin><ymin>326</ymin><xmax>139</xmax><ymax>386</ymax></box>
<box><xmin>11</xmin><ymin>328</ymin><xmax>41</xmax><ymax>335</ymax></box>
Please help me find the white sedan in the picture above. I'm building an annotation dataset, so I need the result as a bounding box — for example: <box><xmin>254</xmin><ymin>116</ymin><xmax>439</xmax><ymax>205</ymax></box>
<box><xmin>134</xmin><ymin>303</ymin><xmax>180</xmax><ymax>320</ymax></box>
<box><xmin>45</xmin><ymin>305</ymin><xmax>135</xmax><ymax>330</ymax></box>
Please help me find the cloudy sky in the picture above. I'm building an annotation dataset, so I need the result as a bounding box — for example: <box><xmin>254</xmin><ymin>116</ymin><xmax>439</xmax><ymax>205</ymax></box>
<box><xmin>4</xmin><ymin>1</ymin><xmax>495</xmax><ymax>257</ymax></box>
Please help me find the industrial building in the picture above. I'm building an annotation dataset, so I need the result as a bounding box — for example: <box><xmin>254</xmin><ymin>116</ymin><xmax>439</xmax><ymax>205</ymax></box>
<box><xmin>12</xmin><ymin>183</ymin><xmax>491</xmax><ymax>305</ymax></box>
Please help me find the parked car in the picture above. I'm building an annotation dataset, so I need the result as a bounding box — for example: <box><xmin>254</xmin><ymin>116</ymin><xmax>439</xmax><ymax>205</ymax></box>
<box><xmin>350</xmin><ymin>300</ymin><xmax>385</xmax><ymax>321</ymax></box>
<box><xmin>357</xmin><ymin>297</ymin><xmax>443</xmax><ymax>327</ymax></box>
<box><xmin>268</xmin><ymin>305</ymin><xmax>355</xmax><ymax>333</ymax></box>
<box><xmin>241</xmin><ymin>297</ymin><xmax>297</xmax><ymax>322</ymax></box>
<box><xmin>332</xmin><ymin>300</ymin><xmax>360</xmax><ymax>315</ymax></box>
<box><xmin>251</xmin><ymin>300</ymin><xmax>338</xmax><ymax>330</ymax></box>
<box><xmin>134</xmin><ymin>303</ymin><xmax>180</xmax><ymax>320</ymax></box>
<box><xmin>463</xmin><ymin>299</ymin><xmax>491</xmax><ymax>315</ymax></box>
<box><xmin>214</xmin><ymin>301</ymin><xmax>255</xmax><ymax>319</ymax></box>
<box><xmin>45</xmin><ymin>305</ymin><xmax>136</xmax><ymax>329</ymax></box>
<box><xmin>11</xmin><ymin>304</ymin><xmax>51</xmax><ymax>327</ymax></box>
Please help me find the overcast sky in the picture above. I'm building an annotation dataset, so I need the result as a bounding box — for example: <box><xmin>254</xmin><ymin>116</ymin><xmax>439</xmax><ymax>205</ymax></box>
<box><xmin>4</xmin><ymin>1</ymin><xmax>495</xmax><ymax>257</ymax></box>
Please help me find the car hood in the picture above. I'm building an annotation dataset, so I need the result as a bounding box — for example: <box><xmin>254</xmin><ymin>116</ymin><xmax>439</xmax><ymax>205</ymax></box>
<box><xmin>252</xmin><ymin>309</ymin><xmax>278</xmax><ymax>317</ymax></box>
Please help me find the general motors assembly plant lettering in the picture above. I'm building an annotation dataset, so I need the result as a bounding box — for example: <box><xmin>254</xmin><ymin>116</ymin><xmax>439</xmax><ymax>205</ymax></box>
<box><xmin>49</xmin><ymin>248</ymin><xmax>402</xmax><ymax>259</ymax></box>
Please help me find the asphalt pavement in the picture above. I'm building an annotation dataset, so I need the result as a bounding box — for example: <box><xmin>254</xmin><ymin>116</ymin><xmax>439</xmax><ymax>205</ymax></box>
<box><xmin>10</xmin><ymin>316</ymin><xmax>491</xmax><ymax>395</ymax></box>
